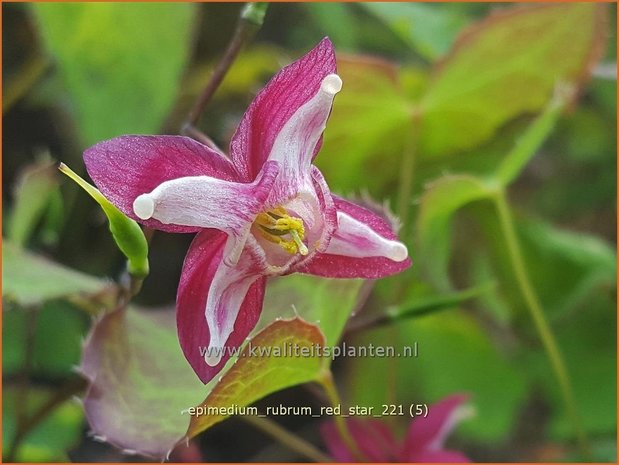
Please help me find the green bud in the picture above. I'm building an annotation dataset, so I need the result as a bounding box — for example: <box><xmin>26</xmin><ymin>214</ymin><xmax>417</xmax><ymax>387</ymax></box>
<box><xmin>58</xmin><ymin>163</ymin><xmax>149</xmax><ymax>278</ymax></box>
<box><xmin>241</xmin><ymin>2</ymin><xmax>268</xmax><ymax>26</ymax></box>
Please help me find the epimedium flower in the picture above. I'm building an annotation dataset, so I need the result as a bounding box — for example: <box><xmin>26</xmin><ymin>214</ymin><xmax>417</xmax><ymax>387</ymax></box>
<box><xmin>321</xmin><ymin>394</ymin><xmax>472</xmax><ymax>462</ymax></box>
<box><xmin>83</xmin><ymin>38</ymin><xmax>410</xmax><ymax>384</ymax></box>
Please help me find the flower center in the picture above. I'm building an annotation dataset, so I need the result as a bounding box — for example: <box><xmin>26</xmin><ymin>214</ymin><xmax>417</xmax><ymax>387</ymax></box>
<box><xmin>254</xmin><ymin>207</ymin><xmax>308</xmax><ymax>256</ymax></box>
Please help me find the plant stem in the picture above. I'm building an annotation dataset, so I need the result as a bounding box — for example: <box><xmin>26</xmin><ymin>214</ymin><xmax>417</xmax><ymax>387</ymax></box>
<box><xmin>240</xmin><ymin>415</ymin><xmax>331</xmax><ymax>462</ymax></box>
<box><xmin>493</xmin><ymin>189</ymin><xmax>590</xmax><ymax>458</ymax></box>
<box><xmin>396</xmin><ymin>113</ymin><xmax>420</xmax><ymax>236</ymax></box>
<box><xmin>318</xmin><ymin>371</ymin><xmax>365</xmax><ymax>461</ymax></box>
<box><xmin>182</xmin><ymin>2</ymin><xmax>269</xmax><ymax>140</ymax></box>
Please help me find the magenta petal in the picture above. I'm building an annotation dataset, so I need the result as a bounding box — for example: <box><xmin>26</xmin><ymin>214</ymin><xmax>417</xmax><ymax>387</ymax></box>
<box><xmin>320</xmin><ymin>422</ymin><xmax>356</xmax><ymax>462</ymax></box>
<box><xmin>229</xmin><ymin>37</ymin><xmax>336</xmax><ymax>181</ymax></box>
<box><xmin>402</xmin><ymin>394</ymin><xmax>470</xmax><ymax>459</ymax></box>
<box><xmin>298</xmin><ymin>196</ymin><xmax>411</xmax><ymax>278</ymax></box>
<box><xmin>320</xmin><ymin>419</ymin><xmax>398</xmax><ymax>462</ymax></box>
<box><xmin>84</xmin><ymin>135</ymin><xmax>240</xmax><ymax>233</ymax></box>
<box><xmin>176</xmin><ymin>229</ymin><xmax>266</xmax><ymax>384</ymax></box>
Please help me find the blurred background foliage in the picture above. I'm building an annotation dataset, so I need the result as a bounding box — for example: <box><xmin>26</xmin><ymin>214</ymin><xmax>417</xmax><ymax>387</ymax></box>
<box><xmin>2</xmin><ymin>2</ymin><xmax>617</xmax><ymax>462</ymax></box>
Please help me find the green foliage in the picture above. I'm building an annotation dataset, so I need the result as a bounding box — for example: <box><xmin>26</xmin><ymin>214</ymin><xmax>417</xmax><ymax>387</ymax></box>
<box><xmin>3</xmin><ymin>302</ymin><xmax>88</xmax><ymax>378</ymax></box>
<box><xmin>3</xmin><ymin>2</ymin><xmax>616</xmax><ymax>460</ymax></box>
<box><xmin>524</xmin><ymin>294</ymin><xmax>616</xmax><ymax>441</ymax></box>
<box><xmin>346</xmin><ymin>311</ymin><xmax>529</xmax><ymax>443</ymax></box>
<box><xmin>33</xmin><ymin>2</ymin><xmax>195</xmax><ymax>145</ymax></box>
<box><xmin>316</xmin><ymin>57</ymin><xmax>411</xmax><ymax>193</ymax></box>
<box><xmin>79</xmin><ymin>308</ymin><xmax>205</xmax><ymax>458</ymax></box>
<box><xmin>187</xmin><ymin>318</ymin><xmax>326</xmax><ymax>436</ymax></box>
<box><xmin>6</xmin><ymin>160</ymin><xmax>59</xmax><ymax>248</ymax></box>
<box><xmin>304</xmin><ymin>3</ymin><xmax>360</xmax><ymax>49</ymax></box>
<box><xmin>78</xmin><ymin>274</ymin><xmax>366</xmax><ymax>458</ymax></box>
<box><xmin>362</xmin><ymin>2</ymin><xmax>468</xmax><ymax>60</ymax></box>
<box><xmin>417</xmin><ymin>175</ymin><xmax>494</xmax><ymax>290</ymax></box>
<box><xmin>519</xmin><ymin>219</ymin><xmax>616</xmax><ymax>319</ymax></box>
<box><xmin>260</xmin><ymin>274</ymin><xmax>364</xmax><ymax>346</ymax></box>
<box><xmin>3</xmin><ymin>388</ymin><xmax>83</xmax><ymax>462</ymax></box>
<box><xmin>418</xmin><ymin>3</ymin><xmax>606</xmax><ymax>157</ymax></box>
<box><xmin>495</xmin><ymin>92</ymin><xmax>568</xmax><ymax>186</ymax></box>
<box><xmin>2</xmin><ymin>241</ymin><xmax>107</xmax><ymax>306</ymax></box>
<box><xmin>385</xmin><ymin>282</ymin><xmax>495</xmax><ymax>324</ymax></box>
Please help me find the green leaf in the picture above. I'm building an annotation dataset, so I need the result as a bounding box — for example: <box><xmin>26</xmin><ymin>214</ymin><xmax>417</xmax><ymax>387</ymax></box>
<box><xmin>417</xmin><ymin>174</ymin><xmax>494</xmax><ymax>290</ymax></box>
<box><xmin>346</xmin><ymin>311</ymin><xmax>529</xmax><ymax>442</ymax></box>
<box><xmin>521</xmin><ymin>292</ymin><xmax>616</xmax><ymax>440</ymax></box>
<box><xmin>362</xmin><ymin>3</ymin><xmax>468</xmax><ymax>60</ymax></box>
<box><xmin>260</xmin><ymin>274</ymin><xmax>365</xmax><ymax>346</ymax></box>
<box><xmin>7</xmin><ymin>160</ymin><xmax>59</xmax><ymax>247</ymax></box>
<box><xmin>59</xmin><ymin>163</ymin><xmax>149</xmax><ymax>278</ymax></box>
<box><xmin>80</xmin><ymin>308</ymin><xmax>206</xmax><ymax>459</ymax></box>
<box><xmin>3</xmin><ymin>302</ymin><xmax>88</xmax><ymax>377</ymax></box>
<box><xmin>187</xmin><ymin>318</ymin><xmax>326</xmax><ymax>437</ymax></box>
<box><xmin>406</xmin><ymin>312</ymin><xmax>529</xmax><ymax>442</ymax></box>
<box><xmin>304</xmin><ymin>3</ymin><xmax>360</xmax><ymax>49</ymax></box>
<box><xmin>80</xmin><ymin>307</ymin><xmax>328</xmax><ymax>459</ymax></box>
<box><xmin>316</xmin><ymin>56</ymin><xmax>412</xmax><ymax>193</ymax></box>
<box><xmin>2</xmin><ymin>388</ymin><xmax>83</xmax><ymax>462</ymax></box>
<box><xmin>518</xmin><ymin>219</ymin><xmax>616</xmax><ymax>319</ymax></box>
<box><xmin>418</xmin><ymin>3</ymin><xmax>607</xmax><ymax>157</ymax></box>
<box><xmin>495</xmin><ymin>90</ymin><xmax>568</xmax><ymax>186</ymax></box>
<box><xmin>33</xmin><ymin>2</ymin><xmax>195</xmax><ymax>145</ymax></box>
<box><xmin>2</xmin><ymin>241</ymin><xmax>107</xmax><ymax>306</ymax></box>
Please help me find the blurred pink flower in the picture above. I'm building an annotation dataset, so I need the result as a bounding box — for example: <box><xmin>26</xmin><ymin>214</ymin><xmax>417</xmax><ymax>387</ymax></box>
<box><xmin>321</xmin><ymin>394</ymin><xmax>472</xmax><ymax>462</ymax></box>
<box><xmin>82</xmin><ymin>38</ymin><xmax>410</xmax><ymax>384</ymax></box>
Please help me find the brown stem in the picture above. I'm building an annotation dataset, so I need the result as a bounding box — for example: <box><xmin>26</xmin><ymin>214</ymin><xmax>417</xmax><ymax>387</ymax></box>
<box><xmin>181</xmin><ymin>3</ymin><xmax>267</xmax><ymax>139</ymax></box>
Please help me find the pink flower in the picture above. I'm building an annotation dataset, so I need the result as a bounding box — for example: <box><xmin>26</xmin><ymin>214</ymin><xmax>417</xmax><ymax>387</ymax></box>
<box><xmin>321</xmin><ymin>395</ymin><xmax>472</xmax><ymax>462</ymax></box>
<box><xmin>83</xmin><ymin>38</ymin><xmax>410</xmax><ymax>384</ymax></box>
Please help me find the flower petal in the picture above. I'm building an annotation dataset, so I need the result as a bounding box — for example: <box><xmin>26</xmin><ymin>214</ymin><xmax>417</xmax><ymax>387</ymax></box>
<box><xmin>229</xmin><ymin>37</ymin><xmax>337</xmax><ymax>182</ymax></box>
<box><xmin>320</xmin><ymin>419</ymin><xmax>398</xmax><ymax>462</ymax></box>
<box><xmin>297</xmin><ymin>196</ymin><xmax>411</xmax><ymax>278</ymax></box>
<box><xmin>265</xmin><ymin>72</ymin><xmax>342</xmax><ymax>203</ymax></box>
<box><xmin>402</xmin><ymin>394</ymin><xmax>471</xmax><ymax>460</ymax></box>
<box><xmin>134</xmin><ymin>161</ymin><xmax>278</xmax><ymax>265</ymax></box>
<box><xmin>176</xmin><ymin>229</ymin><xmax>266</xmax><ymax>384</ymax></box>
<box><xmin>84</xmin><ymin>135</ymin><xmax>239</xmax><ymax>233</ymax></box>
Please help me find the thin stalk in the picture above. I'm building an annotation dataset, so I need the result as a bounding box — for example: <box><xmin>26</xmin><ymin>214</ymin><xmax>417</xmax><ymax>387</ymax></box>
<box><xmin>318</xmin><ymin>371</ymin><xmax>365</xmax><ymax>461</ymax></box>
<box><xmin>182</xmin><ymin>2</ymin><xmax>269</xmax><ymax>140</ymax></box>
<box><xmin>396</xmin><ymin>121</ymin><xmax>419</xmax><ymax>234</ymax></box>
<box><xmin>240</xmin><ymin>415</ymin><xmax>331</xmax><ymax>463</ymax></box>
<box><xmin>395</xmin><ymin>115</ymin><xmax>420</xmax><ymax>304</ymax></box>
<box><xmin>493</xmin><ymin>190</ymin><xmax>590</xmax><ymax>458</ymax></box>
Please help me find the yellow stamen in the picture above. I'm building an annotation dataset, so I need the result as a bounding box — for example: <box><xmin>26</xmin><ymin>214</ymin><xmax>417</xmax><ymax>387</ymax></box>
<box><xmin>289</xmin><ymin>229</ymin><xmax>309</xmax><ymax>255</ymax></box>
<box><xmin>255</xmin><ymin>208</ymin><xmax>308</xmax><ymax>256</ymax></box>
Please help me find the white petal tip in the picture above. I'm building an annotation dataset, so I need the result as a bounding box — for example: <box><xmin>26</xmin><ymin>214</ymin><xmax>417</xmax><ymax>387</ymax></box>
<box><xmin>133</xmin><ymin>194</ymin><xmax>154</xmax><ymax>220</ymax></box>
<box><xmin>389</xmin><ymin>242</ymin><xmax>408</xmax><ymax>262</ymax></box>
<box><xmin>204</xmin><ymin>350</ymin><xmax>222</xmax><ymax>367</ymax></box>
<box><xmin>321</xmin><ymin>73</ymin><xmax>342</xmax><ymax>95</ymax></box>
